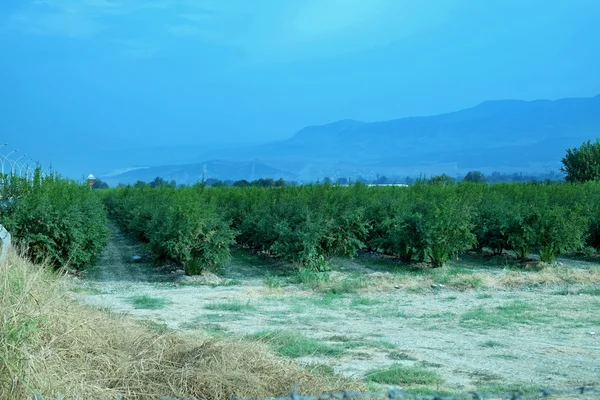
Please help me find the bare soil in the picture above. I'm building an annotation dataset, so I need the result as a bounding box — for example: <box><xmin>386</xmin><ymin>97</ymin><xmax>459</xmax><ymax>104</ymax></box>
<box><xmin>70</xmin><ymin>222</ymin><xmax>600</xmax><ymax>392</ymax></box>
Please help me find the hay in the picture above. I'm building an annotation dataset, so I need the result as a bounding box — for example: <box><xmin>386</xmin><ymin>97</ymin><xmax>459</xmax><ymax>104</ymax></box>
<box><xmin>1</xmin><ymin>251</ymin><xmax>351</xmax><ymax>399</ymax></box>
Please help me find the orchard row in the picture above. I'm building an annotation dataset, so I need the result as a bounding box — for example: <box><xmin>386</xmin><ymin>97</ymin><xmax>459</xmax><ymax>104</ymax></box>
<box><xmin>103</xmin><ymin>182</ymin><xmax>600</xmax><ymax>274</ymax></box>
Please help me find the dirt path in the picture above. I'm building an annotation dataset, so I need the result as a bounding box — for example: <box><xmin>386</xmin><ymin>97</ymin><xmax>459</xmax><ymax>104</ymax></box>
<box><xmin>70</xmin><ymin>223</ymin><xmax>600</xmax><ymax>392</ymax></box>
<box><xmin>82</xmin><ymin>221</ymin><xmax>177</xmax><ymax>283</ymax></box>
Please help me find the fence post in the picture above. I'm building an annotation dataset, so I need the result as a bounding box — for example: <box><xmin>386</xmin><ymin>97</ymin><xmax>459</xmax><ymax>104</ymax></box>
<box><xmin>0</xmin><ymin>224</ymin><xmax>11</xmax><ymax>261</ymax></box>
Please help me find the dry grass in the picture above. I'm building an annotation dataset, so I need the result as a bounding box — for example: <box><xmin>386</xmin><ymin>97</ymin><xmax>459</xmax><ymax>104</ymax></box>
<box><xmin>0</xmin><ymin>250</ymin><xmax>354</xmax><ymax>400</ymax></box>
<box><xmin>365</xmin><ymin>264</ymin><xmax>600</xmax><ymax>292</ymax></box>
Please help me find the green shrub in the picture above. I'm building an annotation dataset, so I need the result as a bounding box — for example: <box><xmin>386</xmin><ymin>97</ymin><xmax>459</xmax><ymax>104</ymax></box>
<box><xmin>0</xmin><ymin>171</ymin><xmax>108</xmax><ymax>269</ymax></box>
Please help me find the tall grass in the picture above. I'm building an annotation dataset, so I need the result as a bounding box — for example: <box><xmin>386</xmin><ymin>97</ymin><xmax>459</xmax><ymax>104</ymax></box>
<box><xmin>0</xmin><ymin>250</ymin><xmax>353</xmax><ymax>399</ymax></box>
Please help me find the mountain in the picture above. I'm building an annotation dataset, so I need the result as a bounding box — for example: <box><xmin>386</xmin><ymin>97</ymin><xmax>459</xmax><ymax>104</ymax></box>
<box><xmin>102</xmin><ymin>160</ymin><xmax>296</xmax><ymax>186</ymax></box>
<box><xmin>105</xmin><ymin>94</ymin><xmax>600</xmax><ymax>184</ymax></box>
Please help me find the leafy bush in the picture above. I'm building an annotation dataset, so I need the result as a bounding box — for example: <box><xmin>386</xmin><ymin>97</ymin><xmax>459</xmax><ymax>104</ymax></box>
<box><xmin>104</xmin><ymin>187</ymin><xmax>235</xmax><ymax>274</ymax></box>
<box><xmin>104</xmin><ymin>180</ymin><xmax>600</xmax><ymax>272</ymax></box>
<box><xmin>0</xmin><ymin>171</ymin><xmax>108</xmax><ymax>269</ymax></box>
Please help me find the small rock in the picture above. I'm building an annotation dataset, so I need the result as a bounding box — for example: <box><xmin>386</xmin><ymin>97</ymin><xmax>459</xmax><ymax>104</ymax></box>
<box><xmin>132</xmin><ymin>255</ymin><xmax>142</xmax><ymax>263</ymax></box>
<box><xmin>394</xmin><ymin>285</ymin><xmax>400</xmax><ymax>289</ymax></box>
<box><xmin>588</xmin><ymin>332</ymin><xmax>596</xmax><ymax>335</ymax></box>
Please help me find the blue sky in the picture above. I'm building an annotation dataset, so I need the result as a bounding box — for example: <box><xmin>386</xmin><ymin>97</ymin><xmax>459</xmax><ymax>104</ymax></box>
<box><xmin>1</xmin><ymin>0</ymin><xmax>600</xmax><ymax>174</ymax></box>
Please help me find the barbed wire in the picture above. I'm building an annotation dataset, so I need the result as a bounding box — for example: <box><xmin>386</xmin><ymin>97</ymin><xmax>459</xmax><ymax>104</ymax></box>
<box><xmin>230</xmin><ymin>386</ymin><xmax>599</xmax><ymax>400</ymax></box>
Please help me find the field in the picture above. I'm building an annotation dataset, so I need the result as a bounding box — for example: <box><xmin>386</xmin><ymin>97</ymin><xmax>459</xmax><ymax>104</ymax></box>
<box><xmin>3</xmin><ymin>175</ymin><xmax>600</xmax><ymax>398</ymax></box>
<box><xmin>71</xmin><ymin>221</ymin><xmax>600</xmax><ymax>394</ymax></box>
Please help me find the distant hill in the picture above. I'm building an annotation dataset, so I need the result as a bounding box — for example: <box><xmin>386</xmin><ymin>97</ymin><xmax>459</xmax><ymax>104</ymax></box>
<box><xmin>105</xmin><ymin>94</ymin><xmax>600</xmax><ymax>184</ymax></box>
<box><xmin>102</xmin><ymin>160</ymin><xmax>296</xmax><ymax>186</ymax></box>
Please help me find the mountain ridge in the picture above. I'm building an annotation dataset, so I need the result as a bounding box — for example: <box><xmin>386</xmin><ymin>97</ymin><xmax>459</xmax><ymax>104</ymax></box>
<box><xmin>104</xmin><ymin>93</ymin><xmax>600</xmax><ymax>185</ymax></box>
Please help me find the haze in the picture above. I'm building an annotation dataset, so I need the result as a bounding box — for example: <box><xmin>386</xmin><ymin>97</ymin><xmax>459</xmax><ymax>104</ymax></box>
<box><xmin>1</xmin><ymin>0</ymin><xmax>600</xmax><ymax>177</ymax></box>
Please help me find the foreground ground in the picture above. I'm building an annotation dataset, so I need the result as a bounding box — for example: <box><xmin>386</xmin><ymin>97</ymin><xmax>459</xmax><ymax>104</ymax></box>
<box><xmin>72</xmin><ymin>223</ymin><xmax>600</xmax><ymax>394</ymax></box>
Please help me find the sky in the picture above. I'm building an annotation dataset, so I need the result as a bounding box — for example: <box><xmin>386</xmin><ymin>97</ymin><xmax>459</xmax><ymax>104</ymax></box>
<box><xmin>1</xmin><ymin>0</ymin><xmax>600</xmax><ymax>175</ymax></box>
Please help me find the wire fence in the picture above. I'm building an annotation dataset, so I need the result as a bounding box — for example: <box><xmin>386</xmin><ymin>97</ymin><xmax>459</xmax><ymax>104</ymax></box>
<box><xmin>229</xmin><ymin>386</ymin><xmax>600</xmax><ymax>400</ymax></box>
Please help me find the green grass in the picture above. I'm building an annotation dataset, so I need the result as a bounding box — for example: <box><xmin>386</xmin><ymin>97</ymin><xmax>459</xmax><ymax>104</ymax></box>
<box><xmin>365</xmin><ymin>364</ymin><xmax>444</xmax><ymax>385</ymax></box>
<box><xmin>140</xmin><ymin>320</ymin><xmax>170</xmax><ymax>333</ymax></box>
<box><xmin>479</xmin><ymin>340</ymin><xmax>506</xmax><ymax>348</ymax></box>
<box><xmin>325</xmin><ymin>274</ymin><xmax>369</xmax><ymax>294</ymax></box>
<box><xmin>476</xmin><ymin>293</ymin><xmax>493</xmax><ymax>299</ymax></box>
<box><xmin>340</xmin><ymin>340</ymin><xmax>397</xmax><ymax>351</ymax></box>
<box><xmin>440</xmin><ymin>296</ymin><xmax>457</xmax><ymax>302</ymax></box>
<box><xmin>204</xmin><ymin>301</ymin><xmax>256</xmax><ymax>312</ymax></box>
<box><xmin>351</xmin><ymin>296</ymin><xmax>382</xmax><ymax>307</ymax></box>
<box><xmin>553</xmin><ymin>286</ymin><xmax>600</xmax><ymax>296</ymax></box>
<box><xmin>129</xmin><ymin>295</ymin><xmax>169</xmax><ymax>309</ymax></box>
<box><xmin>430</xmin><ymin>267</ymin><xmax>484</xmax><ymax>290</ymax></box>
<box><xmin>461</xmin><ymin>301</ymin><xmax>550</xmax><ymax>328</ymax></box>
<box><xmin>308</xmin><ymin>292</ymin><xmax>343</xmax><ymax>306</ymax></box>
<box><xmin>306</xmin><ymin>363</ymin><xmax>336</xmax><ymax>376</ymax></box>
<box><xmin>388</xmin><ymin>351</ymin><xmax>417</xmax><ymax>361</ymax></box>
<box><xmin>179</xmin><ymin>279</ymin><xmax>243</xmax><ymax>288</ymax></box>
<box><xmin>248</xmin><ymin>330</ymin><xmax>344</xmax><ymax>358</ymax></box>
<box><xmin>287</xmin><ymin>269</ymin><xmax>330</xmax><ymax>288</ymax></box>
<box><xmin>264</xmin><ymin>275</ymin><xmax>283</xmax><ymax>288</ymax></box>
<box><xmin>326</xmin><ymin>335</ymin><xmax>354</xmax><ymax>342</ymax></box>
<box><xmin>371</xmin><ymin>306</ymin><xmax>408</xmax><ymax>318</ymax></box>
<box><xmin>489</xmin><ymin>354</ymin><xmax>519</xmax><ymax>360</ymax></box>
<box><xmin>577</xmin><ymin>287</ymin><xmax>600</xmax><ymax>296</ymax></box>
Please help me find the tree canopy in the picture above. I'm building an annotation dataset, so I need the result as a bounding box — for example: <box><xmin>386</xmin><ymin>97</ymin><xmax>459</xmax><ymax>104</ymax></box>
<box><xmin>561</xmin><ymin>139</ymin><xmax>600</xmax><ymax>183</ymax></box>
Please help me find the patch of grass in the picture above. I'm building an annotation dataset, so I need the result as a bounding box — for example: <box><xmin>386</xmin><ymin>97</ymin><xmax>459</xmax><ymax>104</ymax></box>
<box><xmin>309</xmin><ymin>292</ymin><xmax>343</xmax><ymax>307</ymax></box>
<box><xmin>2</xmin><ymin>253</ymin><xmax>348</xmax><ymax>399</ymax></box>
<box><xmin>430</xmin><ymin>267</ymin><xmax>483</xmax><ymax>290</ymax></box>
<box><xmin>479</xmin><ymin>340</ymin><xmax>506</xmax><ymax>348</ymax></box>
<box><xmin>264</xmin><ymin>275</ymin><xmax>283</xmax><ymax>288</ymax></box>
<box><xmin>469</xmin><ymin>371</ymin><xmax>502</xmax><ymax>385</ymax></box>
<box><xmin>204</xmin><ymin>301</ymin><xmax>256</xmax><ymax>312</ymax></box>
<box><xmin>578</xmin><ymin>287</ymin><xmax>600</xmax><ymax>296</ymax></box>
<box><xmin>341</xmin><ymin>340</ymin><xmax>396</xmax><ymax>351</ymax></box>
<box><xmin>178</xmin><ymin>279</ymin><xmax>243</xmax><ymax>288</ymax></box>
<box><xmin>440</xmin><ymin>296</ymin><xmax>457</xmax><ymax>301</ymax></box>
<box><xmin>287</xmin><ymin>269</ymin><xmax>330</xmax><ymax>289</ymax></box>
<box><xmin>461</xmin><ymin>301</ymin><xmax>550</xmax><ymax>328</ymax></box>
<box><xmin>419</xmin><ymin>361</ymin><xmax>442</xmax><ymax>368</ymax></box>
<box><xmin>306</xmin><ymin>363</ymin><xmax>336</xmax><ymax>376</ymax></box>
<box><xmin>365</xmin><ymin>364</ymin><xmax>444</xmax><ymax>385</ymax></box>
<box><xmin>351</xmin><ymin>296</ymin><xmax>382</xmax><ymax>307</ymax></box>
<box><xmin>249</xmin><ymin>330</ymin><xmax>344</xmax><ymax>358</ymax></box>
<box><xmin>326</xmin><ymin>335</ymin><xmax>353</xmax><ymax>342</ymax></box>
<box><xmin>476</xmin><ymin>293</ymin><xmax>493</xmax><ymax>299</ymax></box>
<box><xmin>140</xmin><ymin>319</ymin><xmax>170</xmax><ymax>333</ymax></box>
<box><xmin>489</xmin><ymin>354</ymin><xmax>519</xmax><ymax>360</ymax></box>
<box><xmin>129</xmin><ymin>295</ymin><xmax>169</xmax><ymax>309</ymax></box>
<box><xmin>202</xmin><ymin>323</ymin><xmax>229</xmax><ymax>336</ymax></box>
<box><xmin>325</xmin><ymin>274</ymin><xmax>369</xmax><ymax>294</ymax></box>
<box><xmin>388</xmin><ymin>351</ymin><xmax>416</xmax><ymax>361</ymax></box>
<box><xmin>372</xmin><ymin>306</ymin><xmax>408</xmax><ymax>318</ymax></box>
